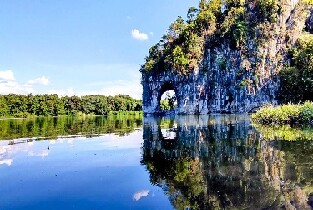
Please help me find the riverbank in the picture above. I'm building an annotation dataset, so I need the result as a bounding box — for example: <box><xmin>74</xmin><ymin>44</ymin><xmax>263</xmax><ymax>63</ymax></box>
<box><xmin>251</xmin><ymin>102</ymin><xmax>313</xmax><ymax>125</ymax></box>
<box><xmin>0</xmin><ymin>111</ymin><xmax>143</xmax><ymax>120</ymax></box>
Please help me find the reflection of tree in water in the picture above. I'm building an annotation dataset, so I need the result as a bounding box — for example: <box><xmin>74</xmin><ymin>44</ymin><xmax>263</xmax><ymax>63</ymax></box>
<box><xmin>0</xmin><ymin>115</ymin><xmax>143</xmax><ymax>140</ymax></box>
<box><xmin>141</xmin><ymin>115</ymin><xmax>313</xmax><ymax>210</ymax></box>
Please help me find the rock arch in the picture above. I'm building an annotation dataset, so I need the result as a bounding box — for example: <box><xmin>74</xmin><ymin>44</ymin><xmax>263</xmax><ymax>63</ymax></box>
<box><xmin>157</xmin><ymin>81</ymin><xmax>178</xmax><ymax>111</ymax></box>
<box><xmin>142</xmin><ymin>71</ymin><xmax>209</xmax><ymax>115</ymax></box>
<box><xmin>141</xmin><ymin>74</ymin><xmax>180</xmax><ymax>115</ymax></box>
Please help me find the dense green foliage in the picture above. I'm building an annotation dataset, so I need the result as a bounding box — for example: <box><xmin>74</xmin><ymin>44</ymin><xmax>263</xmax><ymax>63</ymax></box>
<box><xmin>0</xmin><ymin>94</ymin><xmax>142</xmax><ymax>118</ymax></box>
<box><xmin>160</xmin><ymin>100</ymin><xmax>172</xmax><ymax>111</ymax></box>
<box><xmin>142</xmin><ymin>0</ymin><xmax>292</xmax><ymax>75</ymax></box>
<box><xmin>251</xmin><ymin>102</ymin><xmax>313</xmax><ymax>125</ymax></box>
<box><xmin>279</xmin><ymin>34</ymin><xmax>313</xmax><ymax>103</ymax></box>
<box><xmin>0</xmin><ymin>115</ymin><xmax>143</xmax><ymax>140</ymax></box>
<box><xmin>160</xmin><ymin>92</ymin><xmax>177</xmax><ymax>110</ymax></box>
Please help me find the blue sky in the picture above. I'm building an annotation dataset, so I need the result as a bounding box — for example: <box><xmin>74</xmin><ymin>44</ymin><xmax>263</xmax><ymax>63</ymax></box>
<box><xmin>0</xmin><ymin>0</ymin><xmax>198</xmax><ymax>99</ymax></box>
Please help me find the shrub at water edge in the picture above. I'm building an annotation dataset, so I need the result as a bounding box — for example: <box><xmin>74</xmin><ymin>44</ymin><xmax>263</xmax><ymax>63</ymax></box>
<box><xmin>251</xmin><ymin>102</ymin><xmax>313</xmax><ymax>125</ymax></box>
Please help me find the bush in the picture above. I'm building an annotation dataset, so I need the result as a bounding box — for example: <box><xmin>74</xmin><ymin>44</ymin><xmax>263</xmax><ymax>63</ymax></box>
<box><xmin>172</xmin><ymin>46</ymin><xmax>190</xmax><ymax>73</ymax></box>
<box><xmin>252</xmin><ymin>102</ymin><xmax>313</xmax><ymax>125</ymax></box>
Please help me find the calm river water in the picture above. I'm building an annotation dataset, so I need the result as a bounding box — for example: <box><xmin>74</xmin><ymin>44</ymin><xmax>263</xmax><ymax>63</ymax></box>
<box><xmin>0</xmin><ymin>115</ymin><xmax>313</xmax><ymax>210</ymax></box>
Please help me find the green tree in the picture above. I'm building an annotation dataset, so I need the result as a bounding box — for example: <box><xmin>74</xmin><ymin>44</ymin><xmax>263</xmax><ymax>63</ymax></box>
<box><xmin>280</xmin><ymin>34</ymin><xmax>313</xmax><ymax>102</ymax></box>
<box><xmin>0</xmin><ymin>95</ymin><xmax>9</xmax><ymax>117</ymax></box>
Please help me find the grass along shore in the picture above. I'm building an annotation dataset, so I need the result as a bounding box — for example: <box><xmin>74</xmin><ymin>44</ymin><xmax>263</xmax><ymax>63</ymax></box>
<box><xmin>251</xmin><ymin>101</ymin><xmax>313</xmax><ymax>125</ymax></box>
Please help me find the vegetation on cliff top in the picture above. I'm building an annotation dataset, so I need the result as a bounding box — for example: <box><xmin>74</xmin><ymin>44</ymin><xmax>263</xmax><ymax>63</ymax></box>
<box><xmin>142</xmin><ymin>0</ymin><xmax>313</xmax><ymax>75</ymax></box>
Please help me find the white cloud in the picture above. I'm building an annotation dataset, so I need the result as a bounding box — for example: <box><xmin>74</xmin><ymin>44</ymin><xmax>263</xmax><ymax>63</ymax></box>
<box><xmin>0</xmin><ymin>159</ymin><xmax>13</xmax><ymax>166</ymax></box>
<box><xmin>131</xmin><ymin>29</ymin><xmax>149</xmax><ymax>41</ymax></box>
<box><xmin>48</xmin><ymin>68</ymin><xmax>142</xmax><ymax>99</ymax></box>
<box><xmin>0</xmin><ymin>83</ymin><xmax>34</xmax><ymax>94</ymax></box>
<box><xmin>0</xmin><ymin>70</ymin><xmax>15</xmax><ymax>81</ymax></box>
<box><xmin>133</xmin><ymin>190</ymin><xmax>149</xmax><ymax>201</ymax></box>
<box><xmin>0</xmin><ymin>70</ymin><xmax>34</xmax><ymax>95</ymax></box>
<box><xmin>98</xmin><ymin>80</ymin><xmax>142</xmax><ymax>99</ymax></box>
<box><xmin>49</xmin><ymin>82</ymin><xmax>142</xmax><ymax>99</ymax></box>
<box><xmin>0</xmin><ymin>70</ymin><xmax>51</xmax><ymax>95</ymax></box>
<box><xmin>83</xmin><ymin>65</ymin><xmax>142</xmax><ymax>99</ymax></box>
<box><xmin>27</xmin><ymin>76</ymin><xmax>50</xmax><ymax>85</ymax></box>
<box><xmin>48</xmin><ymin>88</ymin><xmax>75</xmax><ymax>96</ymax></box>
<box><xmin>0</xmin><ymin>65</ymin><xmax>143</xmax><ymax>99</ymax></box>
<box><xmin>50</xmin><ymin>79</ymin><xmax>142</xmax><ymax>99</ymax></box>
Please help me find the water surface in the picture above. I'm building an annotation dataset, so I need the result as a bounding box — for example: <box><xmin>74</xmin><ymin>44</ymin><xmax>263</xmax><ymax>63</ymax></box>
<box><xmin>0</xmin><ymin>115</ymin><xmax>313</xmax><ymax>210</ymax></box>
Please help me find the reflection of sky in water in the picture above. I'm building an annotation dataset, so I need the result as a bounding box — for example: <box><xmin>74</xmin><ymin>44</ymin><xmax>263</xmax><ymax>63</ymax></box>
<box><xmin>0</xmin><ymin>131</ymin><xmax>172</xmax><ymax>210</ymax></box>
<box><xmin>1</xmin><ymin>115</ymin><xmax>313</xmax><ymax>209</ymax></box>
<box><xmin>133</xmin><ymin>190</ymin><xmax>150</xmax><ymax>201</ymax></box>
<box><xmin>161</xmin><ymin>129</ymin><xmax>176</xmax><ymax>140</ymax></box>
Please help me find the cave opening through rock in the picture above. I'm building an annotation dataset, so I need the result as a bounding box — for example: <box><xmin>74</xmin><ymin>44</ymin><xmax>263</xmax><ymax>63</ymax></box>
<box><xmin>158</xmin><ymin>82</ymin><xmax>177</xmax><ymax>112</ymax></box>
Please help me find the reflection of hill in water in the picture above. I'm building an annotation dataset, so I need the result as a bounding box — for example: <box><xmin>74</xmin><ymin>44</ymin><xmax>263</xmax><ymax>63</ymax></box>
<box><xmin>141</xmin><ymin>115</ymin><xmax>313</xmax><ymax>210</ymax></box>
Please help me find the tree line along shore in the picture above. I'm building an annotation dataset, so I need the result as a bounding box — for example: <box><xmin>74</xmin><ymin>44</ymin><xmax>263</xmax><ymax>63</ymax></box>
<box><xmin>0</xmin><ymin>94</ymin><xmax>142</xmax><ymax>118</ymax></box>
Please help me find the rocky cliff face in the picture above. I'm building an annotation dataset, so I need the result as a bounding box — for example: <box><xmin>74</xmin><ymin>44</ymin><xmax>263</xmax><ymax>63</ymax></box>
<box><xmin>141</xmin><ymin>0</ymin><xmax>313</xmax><ymax>115</ymax></box>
